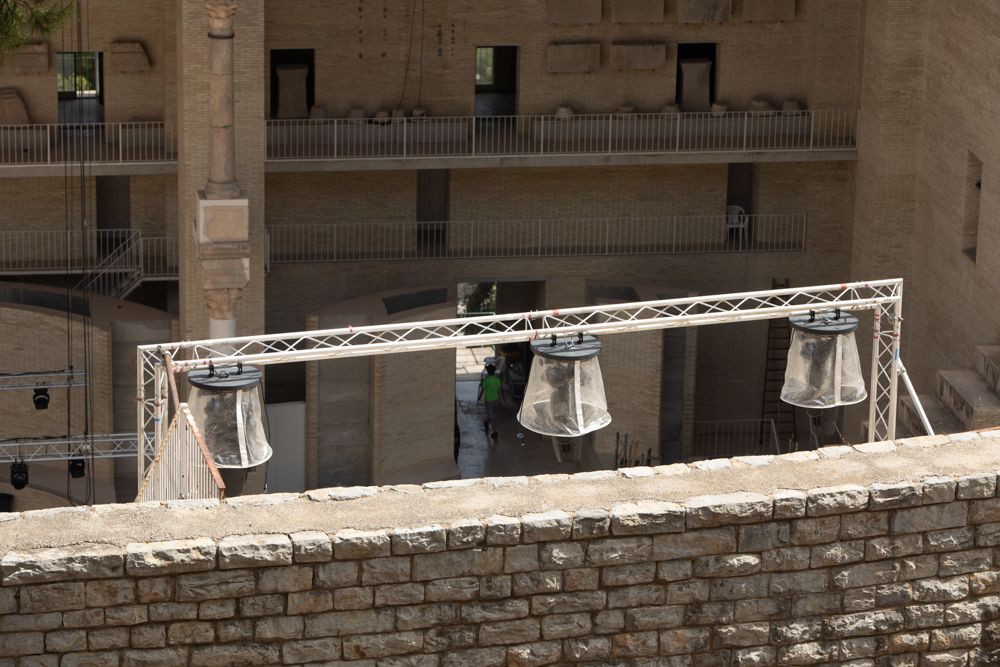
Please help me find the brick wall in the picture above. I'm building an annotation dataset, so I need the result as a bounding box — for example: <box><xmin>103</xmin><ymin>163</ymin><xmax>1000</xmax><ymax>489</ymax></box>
<box><xmin>1</xmin><ymin>432</ymin><xmax>1000</xmax><ymax>664</ymax></box>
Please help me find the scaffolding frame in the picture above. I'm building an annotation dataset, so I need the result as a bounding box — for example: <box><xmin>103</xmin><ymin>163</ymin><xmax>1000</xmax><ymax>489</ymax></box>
<box><xmin>137</xmin><ymin>278</ymin><xmax>908</xmax><ymax>482</ymax></box>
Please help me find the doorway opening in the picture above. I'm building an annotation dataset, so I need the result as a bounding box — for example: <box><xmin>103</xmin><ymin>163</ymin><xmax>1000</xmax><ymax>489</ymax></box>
<box><xmin>454</xmin><ymin>281</ymin><xmax>574</xmax><ymax>478</ymax></box>
<box><xmin>417</xmin><ymin>170</ymin><xmax>449</xmax><ymax>256</ymax></box>
<box><xmin>676</xmin><ymin>43</ymin><xmax>717</xmax><ymax>112</ymax></box>
<box><xmin>270</xmin><ymin>49</ymin><xmax>315</xmax><ymax>119</ymax></box>
<box><xmin>57</xmin><ymin>51</ymin><xmax>103</xmax><ymax>124</ymax></box>
<box><xmin>474</xmin><ymin>46</ymin><xmax>517</xmax><ymax>117</ymax></box>
<box><xmin>726</xmin><ymin>163</ymin><xmax>754</xmax><ymax>247</ymax></box>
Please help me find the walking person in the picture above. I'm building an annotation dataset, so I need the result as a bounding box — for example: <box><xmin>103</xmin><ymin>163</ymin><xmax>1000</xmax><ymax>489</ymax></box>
<box><xmin>478</xmin><ymin>363</ymin><xmax>502</xmax><ymax>442</ymax></box>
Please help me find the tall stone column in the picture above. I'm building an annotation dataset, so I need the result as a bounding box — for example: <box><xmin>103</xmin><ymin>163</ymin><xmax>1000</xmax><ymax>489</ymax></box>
<box><xmin>204</xmin><ymin>0</ymin><xmax>241</xmax><ymax>200</ymax></box>
<box><xmin>197</xmin><ymin>0</ymin><xmax>250</xmax><ymax>340</ymax></box>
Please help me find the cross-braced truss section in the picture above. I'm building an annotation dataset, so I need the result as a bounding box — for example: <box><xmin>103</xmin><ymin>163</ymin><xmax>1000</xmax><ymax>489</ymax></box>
<box><xmin>0</xmin><ymin>370</ymin><xmax>89</xmax><ymax>391</ymax></box>
<box><xmin>137</xmin><ymin>279</ymin><xmax>906</xmax><ymax>480</ymax></box>
<box><xmin>0</xmin><ymin>434</ymin><xmax>138</xmax><ymax>463</ymax></box>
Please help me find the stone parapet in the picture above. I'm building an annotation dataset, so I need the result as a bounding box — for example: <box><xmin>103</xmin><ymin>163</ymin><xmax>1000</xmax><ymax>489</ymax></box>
<box><xmin>0</xmin><ymin>431</ymin><xmax>999</xmax><ymax>663</ymax></box>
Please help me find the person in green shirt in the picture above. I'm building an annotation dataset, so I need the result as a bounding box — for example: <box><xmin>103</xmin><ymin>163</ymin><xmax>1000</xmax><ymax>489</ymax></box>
<box><xmin>478</xmin><ymin>363</ymin><xmax>502</xmax><ymax>441</ymax></box>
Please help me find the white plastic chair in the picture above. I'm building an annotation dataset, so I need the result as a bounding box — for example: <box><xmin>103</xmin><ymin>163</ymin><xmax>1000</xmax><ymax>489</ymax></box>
<box><xmin>726</xmin><ymin>205</ymin><xmax>749</xmax><ymax>247</ymax></box>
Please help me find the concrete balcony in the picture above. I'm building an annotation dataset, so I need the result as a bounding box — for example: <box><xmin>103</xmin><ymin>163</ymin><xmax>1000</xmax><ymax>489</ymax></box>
<box><xmin>266</xmin><ymin>214</ymin><xmax>808</xmax><ymax>265</ymax></box>
<box><xmin>0</xmin><ymin>123</ymin><xmax>177</xmax><ymax>177</ymax></box>
<box><xmin>265</xmin><ymin>110</ymin><xmax>858</xmax><ymax>172</ymax></box>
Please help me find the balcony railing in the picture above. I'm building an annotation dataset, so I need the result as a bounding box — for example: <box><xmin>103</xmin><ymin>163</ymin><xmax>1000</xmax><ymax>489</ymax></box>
<box><xmin>266</xmin><ymin>110</ymin><xmax>857</xmax><ymax>161</ymax></box>
<box><xmin>691</xmin><ymin>419</ymin><xmax>783</xmax><ymax>459</ymax></box>
<box><xmin>0</xmin><ymin>122</ymin><xmax>177</xmax><ymax>166</ymax></box>
<box><xmin>267</xmin><ymin>214</ymin><xmax>807</xmax><ymax>264</ymax></box>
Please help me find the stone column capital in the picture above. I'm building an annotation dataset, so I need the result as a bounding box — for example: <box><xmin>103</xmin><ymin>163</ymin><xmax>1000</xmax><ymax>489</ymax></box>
<box><xmin>204</xmin><ymin>288</ymin><xmax>243</xmax><ymax>322</ymax></box>
<box><xmin>206</xmin><ymin>0</ymin><xmax>238</xmax><ymax>36</ymax></box>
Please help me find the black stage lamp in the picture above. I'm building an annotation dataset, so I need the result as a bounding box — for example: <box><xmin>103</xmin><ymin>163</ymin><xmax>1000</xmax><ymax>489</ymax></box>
<box><xmin>32</xmin><ymin>388</ymin><xmax>49</xmax><ymax>410</ymax></box>
<box><xmin>10</xmin><ymin>462</ymin><xmax>28</xmax><ymax>490</ymax></box>
<box><xmin>68</xmin><ymin>458</ymin><xmax>85</xmax><ymax>478</ymax></box>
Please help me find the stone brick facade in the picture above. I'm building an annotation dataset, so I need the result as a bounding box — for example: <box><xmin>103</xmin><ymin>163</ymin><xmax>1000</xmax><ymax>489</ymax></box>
<box><xmin>1</xmin><ymin>432</ymin><xmax>1000</xmax><ymax>664</ymax></box>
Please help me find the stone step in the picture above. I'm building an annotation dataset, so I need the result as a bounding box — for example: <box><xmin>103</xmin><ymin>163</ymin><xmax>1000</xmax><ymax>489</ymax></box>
<box><xmin>899</xmin><ymin>393</ymin><xmax>966</xmax><ymax>436</ymax></box>
<box><xmin>936</xmin><ymin>370</ymin><xmax>1000</xmax><ymax>430</ymax></box>
<box><xmin>974</xmin><ymin>345</ymin><xmax>1000</xmax><ymax>393</ymax></box>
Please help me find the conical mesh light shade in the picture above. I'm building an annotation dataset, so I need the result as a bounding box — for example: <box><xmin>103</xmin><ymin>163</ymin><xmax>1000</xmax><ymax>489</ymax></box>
<box><xmin>188</xmin><ymin>366</ymin><xmax>273</xmax><ymax>469</ymax></box>
<box><xmin>781</xmin><ymin>312</ymin><xmax>867</xmax><ymax>409</ymax></box>
<box><xmin>517</xmin><ymin>336</ymin><xmax>612</xmax><ymax>438</ymax></box>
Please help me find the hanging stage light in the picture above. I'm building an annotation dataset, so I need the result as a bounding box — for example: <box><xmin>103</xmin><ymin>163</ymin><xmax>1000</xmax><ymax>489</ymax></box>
<box><xmin>32</xmin><ymin>387</ymin><xmax>49</xmax><ymax>410</ymax></box>
<box><xmin>781</xmin><ymin>309</ymin><xmax>868</xmax><ymax>409</ymax></box>
<box><xmin>10</xmin><ymin>461</ymin><xmax>28</xmax><ymax>490</ymax></box>
<box><xmin>517</xmin><ymin>334</ymin><xmax>612</xmax><ymax>438</ymax></box>
<box><xmin>187</xmin><ymin>364</ymin><xmax>272</xmax><ymax>469</ymax></box>
<box><xmin>68</xmin><ymin>458</ymin><xmax>85</xmax><ymax>478</ymax></box>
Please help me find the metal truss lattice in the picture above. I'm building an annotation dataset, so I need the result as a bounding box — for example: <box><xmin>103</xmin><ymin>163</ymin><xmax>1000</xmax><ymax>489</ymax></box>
<box><xmin>137</xmin><ymin>279</ymin><xmax>905</xmax><ymax>481</ymax></box>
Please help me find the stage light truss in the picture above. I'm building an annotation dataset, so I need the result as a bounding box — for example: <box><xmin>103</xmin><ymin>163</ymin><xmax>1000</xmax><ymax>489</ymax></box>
<box><xmin>0</xmin><ymin>434</ymin><xmax>138</xmax><ymax>464</ymax></box>
<box><xmin>137</xmin><ymin>279</ymin><xmax>908</xmax><ymax>479</ymax></box>
<box><xmin>0</xmin><ymin>370</ymin><xmax>89</xmax><ymax>392</ymax></box>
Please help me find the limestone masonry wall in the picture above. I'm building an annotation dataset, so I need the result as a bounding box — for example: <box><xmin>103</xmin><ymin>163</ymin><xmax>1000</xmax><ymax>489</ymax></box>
<box><xmin>3</xmin><ymin>434</ymin><xmax>1000</xmax><ymax>666</ymax></box>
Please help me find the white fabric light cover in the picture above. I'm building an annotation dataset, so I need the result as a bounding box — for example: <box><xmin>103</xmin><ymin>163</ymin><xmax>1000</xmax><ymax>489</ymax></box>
<box><xmin>781</xmin><ymin>328</ymin><xmax>867</xmax><ymax>409</ymax></box>
<box><xmin>188</xmin><ymin>385</ymin><xmax>273</xmax><ymax>469</ymax></box>
<box><xmin>517</xmin><ymin>354</ymin><xmax>612</xmax><ymax>437</ymax></box>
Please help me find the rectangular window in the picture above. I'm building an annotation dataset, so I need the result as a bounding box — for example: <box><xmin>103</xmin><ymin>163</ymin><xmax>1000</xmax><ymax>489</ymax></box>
<box><xmin>963</xmin><ymin>151</ymin><xmax>983</xmax><ymax>262</ymax></box>
<box><xmin>475</xmin><ymin>47</ymin><xmax>494</xmax><ymax>86</ymax></box>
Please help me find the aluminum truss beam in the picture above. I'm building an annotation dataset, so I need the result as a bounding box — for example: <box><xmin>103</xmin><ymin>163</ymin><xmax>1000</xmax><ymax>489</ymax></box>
<box><xmin>0</xmin><ymin>370</ymin><xmax>89</xmax><ymax>391</ymax></box>
<box><xmin>137</xmin><ymin>279</ymin><xmax>906</xmax><ymax>479</ymax></box>
<box><xmin>0</xmin><ymin>434</ymin><xmax>138</xmax><ymax>464</ymax></box>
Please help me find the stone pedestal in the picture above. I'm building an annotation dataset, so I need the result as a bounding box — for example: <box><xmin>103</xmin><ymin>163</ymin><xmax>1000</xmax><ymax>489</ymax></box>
<box><xmin>679</xmin><ymin>59</ymin><xmax>713</xmax><ymax>111</ymax></box>
<box><xmin>197</xmin><ymin>194</ymin><xmax>250</xmax><ymax>336</ymax></box>
<box><xmin>275</xmin><ymin>65</ymin><xmax>309</xmax><ymax>119</ymax></box>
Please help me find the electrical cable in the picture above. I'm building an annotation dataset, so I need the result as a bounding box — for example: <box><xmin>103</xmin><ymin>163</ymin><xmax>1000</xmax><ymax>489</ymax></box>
<box><xmin>415</xmin><ymin>0</ymin><xmax>426</xmax><ymax>107</ymax></box>
<box><xmin>398</xmin><ymin>0</ymin><xmax>418</xmax><ymax>110</ymax></box>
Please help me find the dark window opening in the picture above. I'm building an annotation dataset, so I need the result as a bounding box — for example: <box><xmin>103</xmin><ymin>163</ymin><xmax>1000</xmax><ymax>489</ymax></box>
<box><xmin>963</xmin><ymin>151</ymin><xmax>983</xmax><ymax>262</ymax></box>
<box><xmin>57</xmin><ymin>51</ymin><xmax>104</xmax><ymax>124</ymax></box>
<box><xmin>726</xmin><ymin>163</ymin><xmax>754</xmax><ymax>247</ymax></box>
<box><xmin>475</xmin><ymin>46</ymin><xmax>517</xmax><ymax>117</ymax></box>
<box><xmin>270</xmin><ymin>49</ymin><xmax>315</xmax><ymax>119</ymax></box>
<box><xmin>676</xmin><ymin>43</ymin><xmax>717</xmax><ymax>112</ymax></box>
<box><xmin>417</xmin><ymin>170</ymin><xmax>450</xmax><ymax>255</ymax></box>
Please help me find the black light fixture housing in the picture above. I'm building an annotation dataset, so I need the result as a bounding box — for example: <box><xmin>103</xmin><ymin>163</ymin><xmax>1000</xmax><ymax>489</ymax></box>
<box><xmin>10</xmin><ymin>462</ymin><xmax>28</xmax><ymax>490</ymax></box>
<box><xmin>32</xmin><ymin>387</ymin><xmax>49</xmax><ymax>410</ymax></box>
<box><xmin>68</xmin><ymin>458</ymin><xmax>85</xmax><ymax>478</ymax></box>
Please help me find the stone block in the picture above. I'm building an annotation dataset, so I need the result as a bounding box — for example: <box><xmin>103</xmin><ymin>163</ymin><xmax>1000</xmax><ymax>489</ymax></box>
<box><xmin>314</xmin><ymin>561</ymin><xmax>359</xmax><ymax>589</ymax></box>
<box><xmin>741</xmin><ymin>0</ymin><xmax>796</xmax><ymax>21</ymax></box>
<box><xmin>547</xmin><ymin>0</ymin><xmax>602</xmax><ymax>24</ymax></box>
<box><xmin>610</xmin><ymin>0</ymin><xmax>664</xmax><ymax>22</ymax></box>
<box><xmin>374</xmin><ymin>583</ymin><xmax>425</xmax><ymax>607</ymax></box>
<box><xmin>824</xmin><ymin>610</ymin><xmax>905</xmax><ymax>638</ymax></box>
<box><xmin>448</xmin><ymin>519</ymin><xmax>486</xmax><ymax>549</ymax></box>
<box><xmin>807</xmin><ymin>485</ymin><xmax>870</xmax><ymax>516</ymax></box>
<box><xmin>290</xmin><ymin>531</ymin><xmax>333</xmax><ymax>562</ymax></box>
<box><xmin>611</xmin><ymin>43</ymin><xmax>667</xmax><ymax>71</ymax></box>
<box><xmin>513</xmin><ymin>571</ymin><xmax>562</xmax><ymax>596</ymax></box>
<box><xmin>129</xmin><ymin>625</ymin><xmax>167</xmax><ymax>650</ymax></box>
<box><xmin>841</xmin><ymin>512</ymin><xmax>889</xmax><ymax>539</ymax></box>
<box><xmin>333</xmin><ymin>586</ymin><xmax>374</xmax><ymax>610</ymax></box>
<box><xmin>739</xmin><ymin>523</ymin><xmax>791</xmax><ymax>551</ymax></box>
<box><xmin>770</xmin><ymin>570</ymin><xmax>828</xmax><ymax>595</ymax></box>
<box><xmin>20</xmin><ymin>582</ymin><xmax>85</xmax><ymax>613</ymax></box>
<box><xmin>532</xmin><ymin>591</ymin><xmax>608</xmax><ymax>614</ymax></box>
<box><xmin>870</xmin><ymin>482</ymin><xmax>924</xmax><ymax>509</ymax></box>
<box><xmin>611</xmin><ymin>500</ymin><xmax>685</xmax><ymax>534</ymax></box>
<box><xmin>125</xmin><ymin>538</ymin><xmax>216</xmax><ymax>576</ymax></box>
<box><xmin>588</xmin><ymin>537</ymin><xmax>653</xmax><ymax>565</ymax></box>
<box><xmin>361</xmin><ymin>557</ymin><xmax>411</xmax><ymax>585</ymax></box>
<box><xmin>167</xmin><ymin>620</ymin><xmax>215</xmax><ymax>644</ymax></box>
<box><xmin>892</xmin><ymin>502</ymin><xmax>968</xmax><ymax>534</ymax></box>
<box><xmin>923</xmin><ymin>477</ymin><xmax>957</xmax><ymax>504</ymax></box>
<box><xmin>392</xmin><ymin>525</ymin><xmax>447</xmax><ymax>554</ymax></box>
<box><xmin>304</xmin><ymin>608</ymin><xmax>395</xmax><ymax>639</ymax></box>
<box><xmin>258</xmin><ymin>564</ymin><xmax>313</xmax><ymax>593</ymax></box>
<box><xmin>149</xmin><ymin>602</ymin><xmax>197</xmax><ymax>622</ymax></box>
<box><xmin>677</xmin><ymin>0</ymin><xmax>731</xmax><ymax>23</ymax></box>
<box><xmin>110</xmin><ymin>40</ymin><xmax>151</xmax><ymax>73</ymax></box>
<box><xmin>85</xmin><ymin>580</ymin><xmax>135</xmax><ymax>607</ymax></box>
<box><xmin>198</xmin><ymin>599</ymin><xmax>235</xmax><ymax>620</ymax></box>
<box><xmin>773</xmin><ymin>490</ymin><xmax>808</xmax><ymax>519</ymax></box>
<box><xmin>478</xmin><ymin>619</ymin><xmax>541</xmax><ymax>646</ymax></box>
<box><xmin>460</xmin><ymin>599</ymin><xmax>529</xmax><ymax>624</ymax></box>
<box><xmin>810</xmin><ymin>541</ymin><xmax>865</xmax><ymax>567</ymax></box>
<box><xmin>217</xmin><ymin>534</ymin><xmax>292</xmax><ymax>568</ymax></box>
<box><xmin>484</xmin><ymin>516</ymin><xmax>522</xmax><ymax>545</ymax></box>
<box><xmin>612</xmin><ymin>631</ymin><xmax>659</xmax><ymax>656</ymax></box>
<box><xmin>189</xmin><ymin>643</ymin><xmax>280</xmax><ymax>667</ymax></box>
<box><xmin>714</xmin><ymin>622</ymin><xmax>770</xmax><ymax>647</ymax></box>
<box><xmin>958</xmin><ymin>473</ymin><xmax>997</xmax><ymax>499</ymax></box>
<box><xmin>441</xmin><ymin>648</ymin><xmax>505</xmax><ymax>667</ymax></box>
<box><xmin>565</xmin><ymin>568</ymin><xmax>600</xmax><ymax>591</ymax></box>
<box><xmin>283</xmin><ymin>638</ymin><xmax>342</xmax><ymax>663</ymax></box>
<box><xmin>196</xmin><ymin>197</ymin><xmax>250</xmax><ymax>246</ymax></box>
<box><xmin>136</xmin><ymin>578</ymin><xmax>173</xmax><ymax>604</ymax></box>
<box><xmin>540</xmin><ymin>542</ymin><xmax>585</xmax><ymax>569</ymax></box>
<box><xmin>541</xmin><ymin>612</ymin><xmax>591</xmax><ymax>639</ymax></box>
<box><xmin>790</xmin><ymin>517</ymin><xmax>841</xmax><ymax>545</ymax></box>
<box><xmin>425</xmin><ymin>577</ymin><xmax>478</xmax><ymax>602</ymax></box>
<box><xmin>333</xmin><ymin>529</ymin><xmax>391</xmax><ymax>559</ymax></box>
<box><xmin>573</xmin><ymin>509</ymin><xmax>611</xmax><ymax>539</ymax></box>
<box><xmin>2</xmin><ymin>544</ymin><xmax>123</xmax><ymax>585</ymax></box>
<box><xmin>685</xmin><ymin>493</ymin><xmax>773</xmax><ymax>528</ymax></box>
<box><xmin>14</xmin><ymin>43</ymin><xmax>48</xmax><ymax>74</ymax></box>
<box><xmin>175</xmin><ymin>570</ymin><xmax>255</xmax><ymax>601</ymax></box>
<box><xmin>832</xmin><ymin>561</ymin><xmax>900</xmax><ymax>589</ymax></box>
<box><xmin>546</xmin><ymin>43</ymin><xmax>601</xmax><ymax>74</ymax></box>
<box><xmin>761</xmin><ymin>547</ymin><xmax>810</xmax><ymax>572</ymax></box>
<box><xmin>925</xmin><ymin>527</ymin><xmax>976</xmax><ymax>552</ymax></box>
<box><xmin>660</xmin><ymin>627</ymin><xmax>711</xmax><ymax>654</ymax></box>
<box><xmin>866</xmin><ymin>534</ymin><xmax>924</xmax><ymax>560</ymax></box>
<box><xmin>564</xmin><ymin>636</ymin><xmax>612</xmax><ymax>660</ymax></box>
<box><xmin>522</xmin><ymin>510</ymin><xmax>573</xmax><ymax>542</ymax></box>
<box><xmin>603</xmin><ymin>562</ymin><xmax>656</xmax><ymax>587</ymax></box>
<box><xmin>693</xmin><ymin>554</ymin><xmax>760</xmax><ymax>577</ymax></box>
<box><xmin>412</xmin><ymin>548</ymin><xmax>504</xmax><ymax>580</ymax></box>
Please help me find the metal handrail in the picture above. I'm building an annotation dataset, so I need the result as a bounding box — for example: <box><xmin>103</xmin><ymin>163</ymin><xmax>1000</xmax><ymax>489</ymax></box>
<box><xmin>266</xmin><ymin>109</ymin><xmax>858</xmax><ymax>160</ymax></box>
<box><xmin>267</xmin><ymin>214</ymin><xmax>808</xmax><ymax>263</ymax></box>
<box><xmin>0</xmin><ymin>122</ymin><xmax>177</xmax><ymax>165</ymax></box>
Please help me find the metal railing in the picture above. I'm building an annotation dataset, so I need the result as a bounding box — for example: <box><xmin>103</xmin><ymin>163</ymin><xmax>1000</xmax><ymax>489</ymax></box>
<box><xmin>142</xmin><ymin>236</ymin><xmax>179</xmax><ymax>279</ymax></box>
<box><xmin>267</xmin><ymin>214</ymin><xmax>807</xmax><ymax>264</ymax></box>
<box><xmin>0</xmin><ymin>122</ymin><xmax>177</xmax><ymax>165</ymax></box>
<box><xmin>266</xmin><ymin>110</ymin><xmax>858</xmax><ymax>161</ymax></box>
<box><xmin>74</xmin><ymin>229</ymin><xmax>143</xmax><ymax>298</ymax></box>
<box><xmin>136</xmin><ymin>403</ymin><xmax>225</xmax><ymax>503</ymax></box>
<box><xmin>0</xmin><ymin>229</ymin><xmax>132</xmax><ymax>275</ymax></box>
<box><xmin>691</xmin><ymin>419</ymin><xmax>782</xmax><ymax>459</ymax></box>
<box><xmin>0</xmin><ymin>433</ymin><xmax>138</xmax><ymax>463</ymax></box>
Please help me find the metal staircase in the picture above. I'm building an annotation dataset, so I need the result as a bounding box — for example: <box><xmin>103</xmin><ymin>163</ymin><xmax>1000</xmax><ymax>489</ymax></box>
<box><xmin>760</xmin><ymin>278</ymin><xmax>797</xmax><ymax>449</ymax></box>
<box><xmin>74</xmin><ymin>230</ymin><xmax>144</xmax><ymax>298</ymax></box>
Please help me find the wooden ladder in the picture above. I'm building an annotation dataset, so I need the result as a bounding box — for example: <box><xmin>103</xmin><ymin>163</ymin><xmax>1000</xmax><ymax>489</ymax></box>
<box><xmin>760</xmin><ymin>278</ymin><xmax>797</xmax><ymax>451</ymax></box>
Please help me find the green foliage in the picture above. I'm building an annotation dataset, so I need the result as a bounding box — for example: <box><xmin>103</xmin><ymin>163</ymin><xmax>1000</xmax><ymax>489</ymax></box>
<box><xmin>0</xmin><ymin>1</ymin><xmax>72</xmax><ymax>57</ymax></box>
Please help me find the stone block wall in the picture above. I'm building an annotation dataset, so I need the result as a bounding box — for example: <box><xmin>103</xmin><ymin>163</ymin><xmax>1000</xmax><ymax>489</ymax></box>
<box><xmin>2</xmin><ymin>433</ymin><xmax>1000</xmax><ymax>664</ymax></box>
